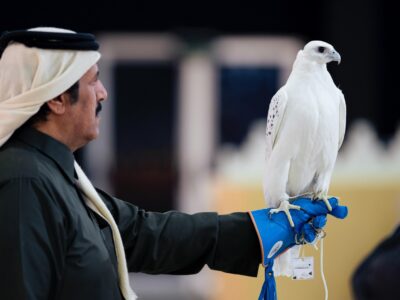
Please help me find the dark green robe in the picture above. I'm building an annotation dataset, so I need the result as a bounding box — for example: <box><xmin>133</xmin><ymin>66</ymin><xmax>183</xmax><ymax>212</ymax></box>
<box><xmin>0</xmin><ymin>127</ymin><xmax>261</xmax><ymax>300</ymax></box>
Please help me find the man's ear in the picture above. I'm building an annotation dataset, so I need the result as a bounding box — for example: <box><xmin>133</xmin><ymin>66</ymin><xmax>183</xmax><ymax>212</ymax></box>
<box><xmin>46</xmin><ymin>93</ymin><xmax>70</xmax><ymax>115</ymax></box>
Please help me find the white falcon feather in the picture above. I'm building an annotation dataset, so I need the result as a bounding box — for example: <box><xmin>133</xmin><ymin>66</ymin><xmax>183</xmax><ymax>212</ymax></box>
<box><xmin>263</xmin><ymin>40</ymin><xmax>346</xmax><ymax>276</ymax></box>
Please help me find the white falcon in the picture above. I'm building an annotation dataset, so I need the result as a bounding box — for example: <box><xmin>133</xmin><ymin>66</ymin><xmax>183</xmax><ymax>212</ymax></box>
<box><xmin>263</xmin><ymin>41</ymin><xmax>346</xmax><ymax>262</ymax></box>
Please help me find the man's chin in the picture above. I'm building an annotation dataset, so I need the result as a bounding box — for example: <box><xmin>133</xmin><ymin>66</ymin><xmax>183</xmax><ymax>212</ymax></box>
<box><xmin>84</xmin><ymin>129</ymin><xmax>100</xmax><ymax>145</ymax></box>
<box><xmin>73</xmin><ymin>131</ymin><xmax>99</xmax><ymax>152</ymax></box>
<box><xmin>90</xmin><ymin>129</ymin><xmax>100</xmax><ymax>141</ymax></box>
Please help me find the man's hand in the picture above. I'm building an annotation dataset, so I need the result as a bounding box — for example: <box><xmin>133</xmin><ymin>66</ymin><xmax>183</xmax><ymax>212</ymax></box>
<box><xmin>249</xmin><ymin>197</ymin><xmax>348</xmax><ymax>267</ymax></box>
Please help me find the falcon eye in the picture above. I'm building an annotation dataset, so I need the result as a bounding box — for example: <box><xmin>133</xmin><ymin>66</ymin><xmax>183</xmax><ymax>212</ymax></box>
<box><xmin>318</xmin><ymin>46</ymin><xmax>325</xmax><ymax>53</ymax></box>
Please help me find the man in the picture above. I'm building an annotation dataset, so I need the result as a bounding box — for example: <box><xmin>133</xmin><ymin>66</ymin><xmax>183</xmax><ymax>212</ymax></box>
<box><xmin>0</xmin><ymin>27</ymin><xmax>347</xmax><ymax>300</ymax></box>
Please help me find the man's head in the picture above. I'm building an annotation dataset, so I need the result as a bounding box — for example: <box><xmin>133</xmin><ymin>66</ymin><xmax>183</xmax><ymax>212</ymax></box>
<box><xmin>0</xmin><ymin>27</ymin><xmax>104</xmax><ymax>150</ymax></box>
<box><xmin>33</xmin><ymin>63</ymin><xmax>108</xmax><ymax>151</ymax></box>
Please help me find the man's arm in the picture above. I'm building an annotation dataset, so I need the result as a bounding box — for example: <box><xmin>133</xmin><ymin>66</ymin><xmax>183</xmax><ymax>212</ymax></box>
<box><xmin>0</xmin><ymin>178</ymin><xmax>67</xmax><ymax>299</ymax></box>
<box><xmin>97</xmin><ymin>190</ymin><xmax>261</xmax><ymax>276</ymax></box>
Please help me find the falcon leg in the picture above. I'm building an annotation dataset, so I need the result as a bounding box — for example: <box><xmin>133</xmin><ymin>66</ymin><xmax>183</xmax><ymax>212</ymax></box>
<box><xmin>313</xmin><ymin>171</ymin><xmax>334</xmax><ymax>211</ymax></box>
<box><xmin>269</xmin><ymin>200</ymin><xmax>301</xmax><ymax>227</ymax></box>
<box><xmin>313</xmin><ymin>192</ymin><xmax>332</xmax><ymax>211</ymax></box>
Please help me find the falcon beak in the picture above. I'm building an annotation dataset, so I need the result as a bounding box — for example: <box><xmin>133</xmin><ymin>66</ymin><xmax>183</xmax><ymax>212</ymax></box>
<box><xmin>330</xmin><ymin>50</ymin><xmax>341</xmax><ymax>64</ymax></box>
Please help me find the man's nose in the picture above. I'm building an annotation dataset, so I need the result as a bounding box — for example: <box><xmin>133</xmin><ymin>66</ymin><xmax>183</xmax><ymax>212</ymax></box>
<box><xmin>97</xmin><ymin>80</ymin><xmax>108</xmax><ymax>101</ymax></box>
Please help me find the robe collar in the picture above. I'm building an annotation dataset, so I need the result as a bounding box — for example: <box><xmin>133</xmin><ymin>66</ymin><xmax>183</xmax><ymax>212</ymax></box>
<box><xmin>13</xmin><ymin>126</ymin><xmax>76</xmax><ymax>184</ymax></box>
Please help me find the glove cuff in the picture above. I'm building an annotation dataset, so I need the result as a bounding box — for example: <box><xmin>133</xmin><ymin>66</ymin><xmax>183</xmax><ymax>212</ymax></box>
<box><xmin>248</xmin><ymin>211</ymin><xmax>266</xmax><ymax>266</ymax></box>
<box><xmin>248</xmin><ymin>209</ymin><xmax>295</xmax><ymax>267</ymax></box>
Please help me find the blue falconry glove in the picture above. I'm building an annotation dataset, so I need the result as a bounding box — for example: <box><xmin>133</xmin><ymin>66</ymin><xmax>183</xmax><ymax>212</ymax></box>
<box><xmin>249</xmin><ymin>197</ymin><xmax>348</xmax><ymax>300</ymax></box>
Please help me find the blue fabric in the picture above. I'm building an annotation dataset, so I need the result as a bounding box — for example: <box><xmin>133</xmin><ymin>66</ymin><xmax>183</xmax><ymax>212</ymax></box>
<box><xmin>250</xmin><ymin>197</ymin><xmax>348</xmax><ymax>300</ymax></box>
<box><xmin>258</xmin><ymin>263</ymin><xmax>277</xmax><ymax>300</ymax></box>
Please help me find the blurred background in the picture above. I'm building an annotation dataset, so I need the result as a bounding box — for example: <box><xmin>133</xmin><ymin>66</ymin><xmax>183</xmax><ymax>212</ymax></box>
<box><xmin>2</xmin><ymin>1</ymin><xmax>399</xmax><ymax>299</ymax></box>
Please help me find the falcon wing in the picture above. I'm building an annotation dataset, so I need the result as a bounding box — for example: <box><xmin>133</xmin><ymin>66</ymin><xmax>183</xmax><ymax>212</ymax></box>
<box><xmin>338</xmin><ymin>91</ymin><xmax>346</xmax><ymax>149</ymax></box>
<box><xmin>265</xmin><ymin>88</ymin><xmax>289</xmax><ymax>161</ymax></box>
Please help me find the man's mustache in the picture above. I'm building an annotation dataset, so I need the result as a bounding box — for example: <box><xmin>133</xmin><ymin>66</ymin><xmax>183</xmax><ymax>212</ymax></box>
<box><xmin>96</xmin><ymin>103</ymin><xmax>102</xmax><ymax>116</ymax></box>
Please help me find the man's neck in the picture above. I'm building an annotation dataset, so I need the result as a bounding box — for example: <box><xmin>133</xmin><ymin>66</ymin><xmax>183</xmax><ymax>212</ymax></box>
<box><xmin>33</xmin><ymin>122</ymin><xmax>80</xmax><ymax>152</ymax></box>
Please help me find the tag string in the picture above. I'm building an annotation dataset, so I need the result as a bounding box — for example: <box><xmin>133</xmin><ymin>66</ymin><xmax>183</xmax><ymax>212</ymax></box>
<box><xmin>320</xmin><ymin>238</ymin><xmax>328</xmax><ymax>300</ymax></box>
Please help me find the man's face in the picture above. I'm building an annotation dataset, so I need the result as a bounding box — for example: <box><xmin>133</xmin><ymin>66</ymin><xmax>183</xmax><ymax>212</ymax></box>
<box><xmin>66</xmin><ymin>64</ymin><xmax>107</xmax><ymax>148</ymax></box>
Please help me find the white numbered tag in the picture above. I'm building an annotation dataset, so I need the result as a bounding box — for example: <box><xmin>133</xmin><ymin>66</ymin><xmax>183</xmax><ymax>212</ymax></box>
<box><xmin>291</xmin><ymin>257</ymin><xmax>314</xmax><ymax>280</ymax></box>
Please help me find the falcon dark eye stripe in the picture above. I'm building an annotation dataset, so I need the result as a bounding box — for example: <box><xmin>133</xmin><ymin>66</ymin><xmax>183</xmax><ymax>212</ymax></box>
<box><xmin>318</xmin><ymin>46</ymin><xmax>325</xmax><ymax>53</ymax></box>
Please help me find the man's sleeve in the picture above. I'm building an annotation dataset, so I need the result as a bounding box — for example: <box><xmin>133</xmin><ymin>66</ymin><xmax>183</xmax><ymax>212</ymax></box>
<box><xmin>0</xmin><ymin>178</ymin><xmax>67</xmax><ymax>299</ymax></box>
<box><xmin>97</xmin><ymin>190</ymin><xmax>261</xmax><ymax>277</ymax></box>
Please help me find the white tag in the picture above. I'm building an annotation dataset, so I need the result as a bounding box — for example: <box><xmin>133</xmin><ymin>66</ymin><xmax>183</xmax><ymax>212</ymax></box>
<box><xmin>291</xmin><ymin>257</ymin><xmax>314</xmax><ymax>280</ymax></box>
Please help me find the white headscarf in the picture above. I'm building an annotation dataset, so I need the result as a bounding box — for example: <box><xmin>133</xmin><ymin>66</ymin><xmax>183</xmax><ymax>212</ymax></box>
<box><xmin>0</xmin><ymin>27</ymin><xmax>100</xmax><ymax>145</ymax></box>
<box><xmin>0</xmin><ymin>27</ymin><xmax>137</xmax><ymax>300</ymax></box>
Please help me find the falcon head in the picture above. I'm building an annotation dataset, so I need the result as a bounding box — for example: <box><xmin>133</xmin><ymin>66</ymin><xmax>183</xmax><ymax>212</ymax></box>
<box><xmin>302</xmin><ymin>40</ymin><xmax>341</xmax><ymax>64</ymax></box>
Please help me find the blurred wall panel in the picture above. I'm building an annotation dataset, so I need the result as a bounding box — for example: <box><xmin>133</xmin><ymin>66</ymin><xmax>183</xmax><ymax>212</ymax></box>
<box><xmin>213</xmin><ymin>37</ymin><xmax>303</xmax><ymax>149</ymax></box>
<box><xmin>87</xmin><ymin>34</ymin><xmax>183</xmax><ymax>212</ymax></box>
<box><xmin>112</xmin><ymin>61</ymin><xmax>177</xmax><ymax>212</ymax></box>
